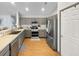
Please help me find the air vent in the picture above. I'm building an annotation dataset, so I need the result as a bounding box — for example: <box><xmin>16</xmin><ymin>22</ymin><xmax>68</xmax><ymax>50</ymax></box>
<box><xmin>44</xmin><ymin>2</ymin><xmax>47</xmax><ymax>5</ymax></box>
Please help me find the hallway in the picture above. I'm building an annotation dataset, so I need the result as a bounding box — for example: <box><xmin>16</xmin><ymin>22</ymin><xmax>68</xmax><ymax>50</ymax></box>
<box><xmin>18</xmin><ymin>38</ymin><xmax>60</xmax><ymax>56</ymax></box>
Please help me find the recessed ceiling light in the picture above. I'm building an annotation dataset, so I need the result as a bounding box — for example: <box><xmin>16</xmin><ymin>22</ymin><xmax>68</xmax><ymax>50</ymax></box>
<box><xmin>41</xmin><ymin>8</ymin><xmax>45</xmax><ymax>12</ymax></box>
<box><xmin>25</xmin><ymin>8</ymin><xmax>29</xmax><ymax>11</ymax></box>
<box><xmin>10</xmin><ymin>2</ymin><xmax>15</xmax><ymax>5</ymax></box>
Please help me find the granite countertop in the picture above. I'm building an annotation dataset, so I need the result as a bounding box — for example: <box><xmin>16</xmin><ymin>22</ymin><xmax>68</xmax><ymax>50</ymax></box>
<box><xmin>0</xmin><ymin>29</ymin><xmax>25</xmax><ymax>52</ymax></box>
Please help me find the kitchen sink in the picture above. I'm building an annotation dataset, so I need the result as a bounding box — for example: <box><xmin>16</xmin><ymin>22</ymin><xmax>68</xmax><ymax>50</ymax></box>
<box><xmin>9</xmin><ymin>31</ymin><xmax>21</xmax><ymax>35</ymax></box>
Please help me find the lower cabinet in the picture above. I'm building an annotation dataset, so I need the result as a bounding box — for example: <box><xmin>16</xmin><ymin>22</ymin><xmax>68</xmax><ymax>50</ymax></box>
<box><xmin>4</xmin><ymin>50</ymin><xmax>10</xmax><ymax>56</ymax></box>
<box><xmin>18</xmin><ymin>36</ymin><xmax>23</xmax><ymax>49</ymax></box>
<box><xmin>0</xmin><ymin>45</ymin><xmax>9</xmax><ymax>56</ymax></box>
<box><xmin>0</xmin><ymin>30</ymin><xmax>26</xmax><ymax>56</ymax></box>
<box><xmin>39</xmin><ymin>30</ymin><xmax>46</xmax><ymax>38</ymax></box>
<box><xmin>25</xmin><ymin>30</ymin><xmax>31</xmax><ymax>37</ymax></box>
<box><xmin>18</xmin><ymin>30</ymin><xmax>26</xmax><ymax>49</ymax></box>
<box><xmin>11</xmin><ymin>39</ymin><xmax>19</xmax><ymax>56</ymax></box>
<box><xmin>11</xmin><ymin>30</ymin><xmax>26</xmax><ymax>56</ymax></box>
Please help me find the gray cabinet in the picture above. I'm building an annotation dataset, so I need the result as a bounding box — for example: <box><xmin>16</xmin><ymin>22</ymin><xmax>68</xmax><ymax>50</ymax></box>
<box><xmin>4</xmin><ymin>50</ymin><xmax>9</xmax><ymax>56</ymax></box>
<box><xmin>18</xmin><ymin>30</ymin><xmax>26</xmax><ymax>49</ymax></box>
<box><xmin>26</xmin><ymin>30</ymin><xmax>31</xmax><ymax>37</ymax></box>
<box><xmin>11</xmin><ymin>39</ymin><xmax>19</xmax><ymax>56</ymax></box>
<box><xmin>0</xmin><ymin>30</ymin><xmax>26</xmax><ymax>56</ymax></box>
<box><xmin>11</xmin><ymin>30</ymin><xmax>26</xmax><ymax>56</ymax></box>
<box><xmin>39</xmin><ymin>29</ymin><xmax>46</xmax><ymax>38</ymax></box>
<box><xmin>0</xmin><ymin>45</ymin><xmax>9</xmax><ymax>56</ymax></box>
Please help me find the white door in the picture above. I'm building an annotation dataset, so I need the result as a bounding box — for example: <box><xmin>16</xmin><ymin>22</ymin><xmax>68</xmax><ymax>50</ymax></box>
<box><xmin>61</xmin><ymin>4</ymin><xmax>79</xmax><ymax>56</ymax></box>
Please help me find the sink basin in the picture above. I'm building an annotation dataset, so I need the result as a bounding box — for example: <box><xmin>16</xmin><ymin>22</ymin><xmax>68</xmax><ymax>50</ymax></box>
<box><xmin>9</xmin><ymin>31</ymin><xmax>21</xmax><ymax>34</ymax></box>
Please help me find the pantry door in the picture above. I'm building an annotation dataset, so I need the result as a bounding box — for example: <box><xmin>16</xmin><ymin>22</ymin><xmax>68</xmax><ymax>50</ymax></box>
<box><xmin>61</xmin><ymin>4</ymin><xmax>79</xmax><ymax>56</ymax></box>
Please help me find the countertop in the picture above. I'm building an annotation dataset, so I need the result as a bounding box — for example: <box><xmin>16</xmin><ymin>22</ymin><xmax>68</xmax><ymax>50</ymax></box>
<box><xmin>0</xmin><ymin>29</ymin><xmax>25</xmax><ymax>52</ymax></box>
<box><xmin>22</xmin><ymin>25</ymin><xmax>46</xmax><ymax>30</ymax></box>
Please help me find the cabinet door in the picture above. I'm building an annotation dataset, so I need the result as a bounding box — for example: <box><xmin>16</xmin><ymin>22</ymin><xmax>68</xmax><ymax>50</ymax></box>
<box><xmin>4</xmin><ymin>50</ymin><xmax>9</xmax><ymax>56</ymax></box>
<box><xmin>0</xmin><ymin>45</ymin><xmax>9</xmax><ymax>56</ymax></box>
<box><xmin>18</xmin><ymin>30</ymin><xmax>26</xmax><ymax>49</ymax></box>
<box><xmin>11</xmin><ymin>39</ymin><xmax>19</xmax><ymax>56</ymax></box>
<box><xmin>39</xmin><ymin>30</ymin><xmax>46</xmax><ymax>37</ymax></box>
<box><xmin>26</xmin><ymin>30</ymin><xmax>31</xmax><ymax>37</ymax></box>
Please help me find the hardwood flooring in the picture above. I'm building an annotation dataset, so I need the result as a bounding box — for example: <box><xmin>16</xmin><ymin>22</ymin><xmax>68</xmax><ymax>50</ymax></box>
<box><xmin>18</xmin><ymin>38</ymin><xmax>60</xmax><ymax>56</ymax></box>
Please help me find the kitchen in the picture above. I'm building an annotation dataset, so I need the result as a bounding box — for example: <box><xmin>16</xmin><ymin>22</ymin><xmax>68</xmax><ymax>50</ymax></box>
<box><xmin>0</xmin><ymin>2</ymin><xmax>59</xmax><ymax>56</ymax></box>
<box><xmin>0</xmin><ymin>2</ymin><xmax>79</xmax><ymax>56</ymax></box>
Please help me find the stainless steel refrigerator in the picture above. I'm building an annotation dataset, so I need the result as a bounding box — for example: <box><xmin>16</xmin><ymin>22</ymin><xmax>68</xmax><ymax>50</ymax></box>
<box><xmin>46</xmin><ymin>14</ymin><xmax>57</xmax><ymax>51</ymax></box>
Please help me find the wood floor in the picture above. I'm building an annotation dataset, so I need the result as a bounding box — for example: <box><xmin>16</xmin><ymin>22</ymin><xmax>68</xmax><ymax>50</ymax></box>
<box><xmin>18</xmin><ymin>38</ymin><xmax>60</xmax><ymax>56</ymax></box>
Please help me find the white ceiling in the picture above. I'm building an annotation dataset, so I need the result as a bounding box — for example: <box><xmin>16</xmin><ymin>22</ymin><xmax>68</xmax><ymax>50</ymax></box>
<box><xmin>0</xmin><ymin>2</ymin><xmax>57</xmax><ymax>17</ymax></box>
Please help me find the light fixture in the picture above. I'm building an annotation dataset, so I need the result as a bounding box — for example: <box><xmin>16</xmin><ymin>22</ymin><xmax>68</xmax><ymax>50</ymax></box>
<box><xmin>10</xmin><ymin>1</ymin><xmax>15</xmax><ymax>5</ymax></box>
<box><xmin>41</xmin><ymin>8</ymin><xmax>45</xmax><ymax>12</ymax></box>
<box><xmin>25</xmin><ymin>8</ymin><xmax>29</xmax><ymax>11</ymax></box>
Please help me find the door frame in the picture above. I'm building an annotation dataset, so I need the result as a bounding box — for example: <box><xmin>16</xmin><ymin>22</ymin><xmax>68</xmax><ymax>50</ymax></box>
<box><xmin>58</xmin><ymin>2</ymin><xmax>79</xmax><ymax>55</ymax></box>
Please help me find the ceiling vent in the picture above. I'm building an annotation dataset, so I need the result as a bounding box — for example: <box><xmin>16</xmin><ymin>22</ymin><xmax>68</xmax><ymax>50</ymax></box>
<box><xmin>44</xmin><ymin>2</ymin><xmax>47</xmax><ymax>5</ymax></box>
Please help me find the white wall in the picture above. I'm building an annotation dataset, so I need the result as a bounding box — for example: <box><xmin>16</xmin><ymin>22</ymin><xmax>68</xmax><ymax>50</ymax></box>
<box><xmin>58</xmin><ymin>2</ymin><xmax>76</xmax><ymax>10</ymax></box>
<box><xmin>48</xmin><ymin>10</ymin><xmax>57</xmax><ymax>17</ymax></box>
